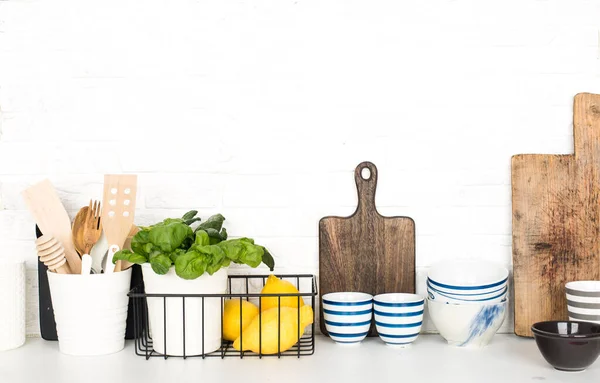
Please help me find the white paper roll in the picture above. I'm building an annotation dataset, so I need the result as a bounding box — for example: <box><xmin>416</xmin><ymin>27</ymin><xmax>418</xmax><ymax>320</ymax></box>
<box><xmin>0</xmin><ymin>260</ymin><xmax>26</xmax><ymax>351</ymax></box>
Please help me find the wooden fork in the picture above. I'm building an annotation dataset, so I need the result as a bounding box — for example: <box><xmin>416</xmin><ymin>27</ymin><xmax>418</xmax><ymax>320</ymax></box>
<box><xmin>83</xmin><ymin>200</ymin><xmax>103</xmax><ymax>255</ymax></box>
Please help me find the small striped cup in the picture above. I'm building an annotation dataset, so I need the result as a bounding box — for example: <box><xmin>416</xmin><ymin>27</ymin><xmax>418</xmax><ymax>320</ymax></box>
<box><xmin>374</xmin><ymin>293</ymin><xmax>425</xmax><ymax>346</ymax></box>
<box><xmin>322</xmin><ymin>292</ymin><xmax>373</xmax><ymax>344</ymax></box>
<box><xmin>566</xmin><ymin>281</ymin><xmax>600</xmax><ymax>324</ymax></box>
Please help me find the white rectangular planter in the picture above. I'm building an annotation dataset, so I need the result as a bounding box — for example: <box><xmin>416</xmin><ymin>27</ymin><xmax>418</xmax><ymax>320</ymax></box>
<box><xmin>47</xmin><ymin>268</ymin><xmax>132</xmax><ymax>356</ymax></box>
<box><xmin>141</xmin><ymin>264</ymin><xmax>228</xmax><ymax>356</ymax></box>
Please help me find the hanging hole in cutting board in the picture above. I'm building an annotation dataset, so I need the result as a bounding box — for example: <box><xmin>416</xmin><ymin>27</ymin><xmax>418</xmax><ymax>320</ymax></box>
<box><xmin>361</xmin><ymin>167</ymin><xmax>371</xmax><ymax>180</ymax></box>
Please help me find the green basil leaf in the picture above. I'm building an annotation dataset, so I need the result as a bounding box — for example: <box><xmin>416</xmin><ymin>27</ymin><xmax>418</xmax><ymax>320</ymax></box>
<box><xmin>184</xmin><ymin>217</ymin><xmax>202</xmax><ymax>226</ymax></box>
<box><xmin>261</xmin><ymin>247</ymin><xmax>275</xmax><ymax>271</ymax></box>
<box><xmin>112</xmin><ymin>249</ymin><xmax>147</xmax><ymax>265</ymax></box>
<box><xmin>143</xmin><ymin>243</ymin><xmax>155</xmax><ymax>254</ymax></box>
<box><xmin>217</xmin><ymin>238</ymin><xmax>263</xmax><ymax>268</ymax></box>
<box><xmin>175</xmin><ymin>250</ymin><xmax>208</xmax><ymax>280</ymax></box>
<box><xmin>238</xmin><ymin>239</ymin><xmax>263</xmax><ymax>268</ymax></box>
<box><xmin>149</xmin><ymin>254</ymin><xmax>172</xmax><ymax>275</ymax></box>
<box><xmin>182</xmin><ymin>210</ymin><xmax>198</xmax><ymax>221</ymax></box>
<box><xmin>207</xmin><ymin>262</ymin><xmax>222</xmax><ymax>275</ymax></box>
<box><xmin>149</xmin><ymin>222</ymin><xmax>193</xmax><ymax>253</ymax></box>
<box><xmin>195</xmin><ymin>214</ymin><xmax>225</xmax><ymax>232</ymax></box>
<box><xmin>205</xmin><ymin>228</ymin><xmax>226</xmax><ymax>244</ymax></box>
<box><xmin>131</xmin><ymin>230</ymin><xmax>150</xmax><ymax>255</ymax></box>
<box><xmin>195</xmin><ymin>230</ymin><xmax>211</xmax><ymax>247</ymax></box>
<box><xmin>169</xmin><ymin>248</ymin><xmax>187</xmax><ymax>263</ymax></box>
<box><xmin>217</xmin><ymin>240</ymin><xmax>244</xmax><ymax>261</ymax></box>
<box><xmin>160</xmin><ymin>218</ymin><xmax>185</xmax><ymax>225</ymax></box>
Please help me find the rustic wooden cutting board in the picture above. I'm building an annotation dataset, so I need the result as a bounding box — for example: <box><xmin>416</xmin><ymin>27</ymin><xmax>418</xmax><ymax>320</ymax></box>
<box><xmin>319</xmin><ymin>162</ymin><xmax>415</xmax><ymax>336</ymax></box>
<box><xmin>512</xmin><ymin>93</ymin><xmax>600</xmax><ymax>337</ymax></box>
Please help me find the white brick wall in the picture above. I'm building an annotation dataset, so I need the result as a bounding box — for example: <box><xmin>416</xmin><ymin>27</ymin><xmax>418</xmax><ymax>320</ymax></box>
<box><xmin>1</xmin><ymin>0</ymin><xmax>599</xmax><ymax>336</ymax></box>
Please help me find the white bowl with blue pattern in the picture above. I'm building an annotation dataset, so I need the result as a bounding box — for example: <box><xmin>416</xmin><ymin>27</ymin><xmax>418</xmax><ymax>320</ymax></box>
<box><xmin>374</xmin><ymin>293</ymin><xmax>424</xmax><ymax>346</ymax></box>
<box><xmin>322</xmin><ymin>292</ymin><xmax>373</xmax><ymax>344</ymax></box>
<box><xmin>428</xmin><ymin>260</ymin><xmax>509</xmax><ymax>295</ymax></box>
<box><xmin>427</xmin><ymin>297</ymin><xmax>507</xmax><ymax>348</ymax></box>
<box><xmin>427</xmin><ymin>278</ymin><xmax>508</xmax><ymax>304</ymax></box>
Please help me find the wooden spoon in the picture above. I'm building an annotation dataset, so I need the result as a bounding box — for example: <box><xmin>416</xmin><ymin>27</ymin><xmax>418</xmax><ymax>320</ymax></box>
<box><xmin>72</xmin><ymin>200</ymin><xmax>103</xmax><ymax>257</ymax></box>
<box><xmin>72</xmin><ymin>206</ymin><xmax>89</xmax><ymax>256</ymax></box>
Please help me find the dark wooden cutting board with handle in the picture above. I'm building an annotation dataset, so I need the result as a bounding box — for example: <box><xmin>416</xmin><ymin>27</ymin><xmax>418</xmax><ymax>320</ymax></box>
<box><xmin>319</xmin><ymin>162</ymin><xmax>415</xmax><ymax>336</ymax></box>
<box><xmin>512</xmin><ymin>93</ymin><xmax>600</xmax><ymax>337</ymax></box>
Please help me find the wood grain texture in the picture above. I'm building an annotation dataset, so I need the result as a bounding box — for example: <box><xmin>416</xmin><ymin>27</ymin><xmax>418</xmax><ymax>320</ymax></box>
<box><xmin>21</xmin><ymin>179</ymin><xmax>81</xmax><ymax>274</ymax></box>
<box><xmin>319</xmin><ymin>162</ymin><xmax>415</xmax><ymax>336</ymax></box>
<box><xmin>512</xmin><ymin>93</ymin><xmax>600</xmax><ymax>337</ymax></box>
<box><xmin>102</xmin><ymin>174</ymin><xmax>138</xmax><ymax>273</ymax></box>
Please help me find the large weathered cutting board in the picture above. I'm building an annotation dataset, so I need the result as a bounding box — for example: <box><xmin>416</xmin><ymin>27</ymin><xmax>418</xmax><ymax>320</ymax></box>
<box><xmin>512</xmin><ymin>93</ymin><xmax>600</xmax><ymax>337</ymax></box>
<box><xmin>319</xmin><ymin>162</ymin><xmax>415</xmax><ymax>336</ymax></box>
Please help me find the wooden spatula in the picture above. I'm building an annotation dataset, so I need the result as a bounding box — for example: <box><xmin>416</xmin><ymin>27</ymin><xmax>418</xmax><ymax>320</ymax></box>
<box><xmin>101</xmin><ymin>175</ymin><xmax>137</xmax><ymax>273</ymax></box>
<box><xmin>22</xmin><ymin>179</ymin><xmax>82</xmax><ymax>274</ymax></box>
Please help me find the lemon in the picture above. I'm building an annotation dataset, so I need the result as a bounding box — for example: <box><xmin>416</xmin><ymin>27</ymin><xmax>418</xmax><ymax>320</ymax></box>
<box><xmin>222</xmin><ymin>299</ymin><xmax>259</xmax><ymax>341</ymax></box>
<box><xmin>260</xmin><ymin>274</ymin><xmax>305</xmax><ymax>311</ymax></box>
<box><xmin>233</xmin><ymin>305</ymin><xmax>314</xmax><ymax>354</ymax></box>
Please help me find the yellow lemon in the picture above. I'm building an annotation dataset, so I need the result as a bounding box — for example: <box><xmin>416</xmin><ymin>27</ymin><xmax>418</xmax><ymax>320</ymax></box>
<box><xmin>233</xmin><ymin>305</ymin><xmax>314</xmax><ymax>354</ymax></box>
<box><xmin>222</xmin><ymin>299</ymin><xmax>259</xmax><ymax>341</ymax></box>
<box><xmin>260</xmin><ymin>274</ymin><xmax>305</xmax><ymax>311</ymax></box>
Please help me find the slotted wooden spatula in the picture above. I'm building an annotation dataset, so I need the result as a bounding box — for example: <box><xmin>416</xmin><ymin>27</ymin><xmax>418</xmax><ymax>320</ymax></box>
<box><xmin>101</xmin><ymin>175</ymin><xmax>137</xmax><ymax>273</ymax></box>
<box><xmin>22</xmin><ymin>179</ymin><xmax>81</xmax><ymax>274</ymax></box>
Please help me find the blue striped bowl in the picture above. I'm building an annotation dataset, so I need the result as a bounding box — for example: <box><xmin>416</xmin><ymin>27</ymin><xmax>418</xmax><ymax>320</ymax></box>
<box><xmin>427</xmin><ymin>279</ymin><xmax>508</xmax><ymax>304</ymax></box>
<box><xmin>322</xmin><ymin>292</ymin><xmax>373</xmax><ymax>344</ymax></box>
<box><xmin>428</xmin><ymin>260</ymin><xmax>509</xmax><ymax>295</ymax></box>
<box><xmin>374</xmin><ymin>293</ymin><xmax>425</xmax><ymax>346</ymax></box>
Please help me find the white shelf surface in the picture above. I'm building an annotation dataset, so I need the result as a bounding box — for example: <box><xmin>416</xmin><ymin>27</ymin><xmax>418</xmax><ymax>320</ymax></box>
<box><xmin>1</xmin><ymin>335</ymin><xmax>599</xmax><ymax>382</ymax></box>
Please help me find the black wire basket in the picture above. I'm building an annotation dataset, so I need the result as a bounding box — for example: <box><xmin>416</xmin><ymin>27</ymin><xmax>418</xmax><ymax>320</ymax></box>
<box><xmin>128</xmin><ymin>274</ymin><xmax>317</xmax><ymax>359</ymax></box>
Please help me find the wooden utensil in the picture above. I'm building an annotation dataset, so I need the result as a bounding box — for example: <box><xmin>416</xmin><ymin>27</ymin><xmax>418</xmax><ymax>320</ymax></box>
<box><xmin>72</xmin><ymin>200</ymin><xmax>103</xmax><ymax>256</ymax></box>
<box><xmin>121</xmin><ymin>225</ymin><xmax>140</xmax><ymax>271</ymax></box>
<box><xmin>512</xmin><ymin>93</ymin><xmax>600</xmax><ymax>337</ymax></box>
<box><xmin>319</xmin><ymin>162</ymin><xmax>415</xmax><ymax>336</ymax></box>
<box><xmin>35</xmin><ymin>235</ymin><xmax>71</xmax><ymax>274</ymax></box>
<box><xmin>101</xmin><ymin>175</ymin><xmax>138</xmax><ymax>273</ymax></box>
<box><xmin>22</xmin><ymin>179</ymin><xmax>82</xmax><ymax>274</ymax></box>
<box><xmin>72</xmin><ymin>206</ymin><xmax>89</xmax><ymax>256</ymax></box>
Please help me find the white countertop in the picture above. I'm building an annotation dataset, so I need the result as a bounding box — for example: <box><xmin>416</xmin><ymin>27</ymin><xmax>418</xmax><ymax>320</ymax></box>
<box><xmin>1</xmin><ymin>335</ymin><xmax>598</xmax><ymax>383</ymax></box>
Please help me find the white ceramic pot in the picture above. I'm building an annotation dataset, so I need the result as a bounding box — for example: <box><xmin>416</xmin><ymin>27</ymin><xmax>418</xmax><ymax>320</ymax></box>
<box><xmin>47</xmin><ymin>268</ymin><xmax>132</xmax><ymax>356</ymax></box>
<box><xmin>427</xmin><ymin>298</ymin><xmax>506</xmax><ymax>348</ymax></box>
<box><xmin>0</xmin><ymin>260</ymin><xmax>25</xmax><ymax>351</ymax></box>
<box><xmin>142</xmin><ymin>265</ymin><xmax>228</xmax><ymax>356</ymax></box>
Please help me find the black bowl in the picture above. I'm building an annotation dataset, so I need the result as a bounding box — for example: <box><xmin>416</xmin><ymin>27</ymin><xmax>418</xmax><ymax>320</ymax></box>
<box><xmin>531</xmin><ymin>321</ymin><xmax>600</xmax><ymax>372</ymax></box>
